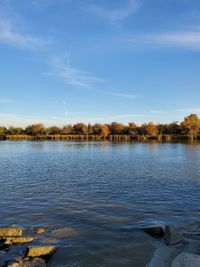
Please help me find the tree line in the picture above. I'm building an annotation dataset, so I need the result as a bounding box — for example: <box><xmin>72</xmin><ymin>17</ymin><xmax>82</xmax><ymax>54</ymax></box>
<box><xmin>0</xmin><ymin>114</ymin><xmax>200</xmax><ymax>140</ymax></box>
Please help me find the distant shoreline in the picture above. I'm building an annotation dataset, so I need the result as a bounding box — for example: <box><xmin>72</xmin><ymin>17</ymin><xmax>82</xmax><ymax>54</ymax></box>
<box><xmin>1</xmin><ymin>114</ymin><xmax>200</xmax><ymax>141</ymax></box>
<box><xmin>3</xmin><ymin>133</ymin><xmax>200</xmax><ymax>142</ymax></box>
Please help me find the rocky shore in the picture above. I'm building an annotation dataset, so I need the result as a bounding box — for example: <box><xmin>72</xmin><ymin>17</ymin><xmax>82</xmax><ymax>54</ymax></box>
<box><xmin>143</xmin><ymin>222</ymin><xmax>200</xmax><ymax>267</ymax></box>
<box><xmin>1</xmin><ymin>223</ymin><xmax>200</xmax><ymax>266</ymax></box>
<box><xmin>0</xmin><ymin>226</ymin><xmax>78</xmax><ymax>267</ymax></box>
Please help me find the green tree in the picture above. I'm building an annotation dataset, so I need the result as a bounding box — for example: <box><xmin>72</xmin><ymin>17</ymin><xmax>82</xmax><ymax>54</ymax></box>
<box><xmin>46</xmin><ymin>126</ymin><xmax>62</xmax><ymax>135</ymax></box>
<box><xmin>8</xmin><ymin>127</ymin><xmax>23</xmax><ymax>135</ymax></box>
<box><xmin>181</xmin><ymin>114</ymin><xmax>200</xmax><ymax>139</ymax></box>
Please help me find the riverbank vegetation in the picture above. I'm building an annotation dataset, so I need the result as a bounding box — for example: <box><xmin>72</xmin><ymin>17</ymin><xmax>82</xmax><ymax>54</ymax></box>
<box><xmin>0</xmin><ymin>114</ymin><xmax>200</xmax><ymax>141</ymax></box>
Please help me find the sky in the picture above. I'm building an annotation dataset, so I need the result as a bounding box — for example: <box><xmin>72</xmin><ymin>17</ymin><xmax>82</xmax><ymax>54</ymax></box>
<box><xmin>0</xmin><ymin>0</ymin><xmax>200</xmax><ymax>127</ymax></box>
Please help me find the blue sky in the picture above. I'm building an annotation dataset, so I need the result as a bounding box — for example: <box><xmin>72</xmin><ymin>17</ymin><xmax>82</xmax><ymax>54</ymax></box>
<box><xmin>0</xmin><ymin>0</ymin><xmax>200</xmax><ymax>127</ymax></box>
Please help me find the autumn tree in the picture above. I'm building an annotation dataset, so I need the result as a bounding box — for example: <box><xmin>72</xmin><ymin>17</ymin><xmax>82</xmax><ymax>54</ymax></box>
<box><xmin>157</xmin><ymin>124</ymin><xmax>167</xmax><ymax>135</ymax></box>
<box><xmin>141</xmin><ymin>122</ymin><xmax>158</xmax><ymax>136</ymax></box>
<box><xmin>0</xmin><ymin>126</ymin><xmax>6</xmax><ymax>139</ymax></box>
<box><xmin>62</xmin><ymin>125</ymin><xmax>72</xmax><ymax>135</ymax></box>
<box><xmin>128</xmin><ymin>122</ymin><xmax>137</xmax><ymax>135</ymax></box>
<box><xmin>87</xmin><ymin>123</ymin><xmax>94</xmax><ymax>135</ymax></box>
<box><xmin>72</xmin><ymin>123</ymin><xmax>88</xmax><ymax>135</ymax></box>
<box><xmin>109</xmin><ymin>122</ymin><xmax>125</xmax><ymax>134</ymax></box>
<box><xmin>181</xmin><ymin>114</ymin><xmax>200</xmax><ymax>139</ymax></box>
<box><xmin>25</xmin><ymin>123</ymin><xmax>45</xmax><ymax>136</ymax></box>
<box><xmin>93</xmin><ymin>124</ymin><xmax>110</xmax><ymax>137</ymax></box>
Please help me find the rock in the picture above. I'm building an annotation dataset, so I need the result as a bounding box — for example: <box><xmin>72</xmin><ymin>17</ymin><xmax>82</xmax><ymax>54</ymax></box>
<box><xmin>51</xmin><ymin>227</ymin><xmax>79</xmax><ymax>238</ymax></box>
<box><xmin>172</xmin><ymin>252</ymin><xmax>200</xmax><ymax>267</ymax></box>
<box><xmin>4</xmin><ymin>237</ymin><xmax>35</xmax><ymax>245</ymax></box>
<box><xmin>142</xmin><ymin>226</ymin><xmax>165</xmax><ymax>239</ymax></box>
<box><xmin>164</xmin><ymin>226</ymin><xmax>184</xmax><ymax>245</ymax></box>
<box><xmin>27</xmin><ymin>246</ymin><xmax>56</xmax><ymax>258</ymax></box>
<box><xmin>35</xmin><ymin>228</ymin><xmax>45</xmax><ymax>235</ymax></box>
<box><xmin>147</xmin><ymin>244</ymin><xmax>180</xmax><ymax>267</ymax></box>
<box><xmin>184</xmin><ymin>240</ymin><xmax>200</xmax><ymax>254</ymax></box>
<box><xmin>0</xmin><ymin>240</ymin><xmax>10</xmax><ymax>251</ymax></box>
<box><xmin>0</xmin><ymin>228</ymin><xmax>23</xmax><ymax>237</ymax></box>
<box><xmin>8</xmin><ymin>257</ymin><xmax>46</xmax><ymax>267</ymax></box>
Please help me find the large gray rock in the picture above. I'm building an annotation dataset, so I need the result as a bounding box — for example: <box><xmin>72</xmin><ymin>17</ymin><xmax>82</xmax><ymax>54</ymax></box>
<box><xmin>147</xmin><ymin>244</ymin><xmax>179</xmax><ymax>267</ymax></box>
<box><xmin>183</xmin><ymin>240</ymin><xmax>200</xmax><ymax>254</ymax></box>
<box><xmin>164</xmin><ymin>226</ymin><xmax>184</xmax><ymax>245</ymax></box>
<box><xmin>172</xmin><ymin>252</ymin><xmax>200</xmax><ymax>267</ymax></box>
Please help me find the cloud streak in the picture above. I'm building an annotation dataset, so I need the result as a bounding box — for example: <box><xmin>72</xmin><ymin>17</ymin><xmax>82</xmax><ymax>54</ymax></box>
<box><xmin>86</xmin><ymin>0</ymin><xmax>141</xmax><ymax>24</ymax></box>
<box><xmin>45</xmin><ymin>56</ymin><xmax>104</xmax><ymax>87</ymax></box>
<box><xmin>110</xmin><ymin>92</ymin><xmax>140</xmax><ymax>99</ymax></box>
<box><xmin>128</xmin><ymin>31</ymin><xmax>200</xmax><ymax>50</ymax></box>
<box><xmin>0</xmin><ymin>19</ymin><xmax>45</xmax><ymax>49</ymax></box>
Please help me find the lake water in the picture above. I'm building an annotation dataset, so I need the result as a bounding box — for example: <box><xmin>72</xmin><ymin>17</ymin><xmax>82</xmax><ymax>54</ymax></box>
<box><xmin>1</xmin><ymin>141</ymin><xmax>200</xmax><ymax>266</ymax></box>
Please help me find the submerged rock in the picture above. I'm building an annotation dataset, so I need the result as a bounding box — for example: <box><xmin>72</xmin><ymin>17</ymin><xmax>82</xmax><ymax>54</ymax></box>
<box><xmin>27</xmin><ymin>246</ymin><xmax>56</xmax><ymax>258</ymax></box>
<box><xmin>8</xmin><ymin>257</ymin><xmax>46</xmax><ymax>267</ymax></box>
<box><xmin>4</xmin><ymin>237</ymin><xmax>35</xmax><ymax>245</ymax></box>
<box><xmin>0</xmin><ymin>228</ymin><xmax>23</xmax><ymax>237</ymax></box>
<box><xmin>51</xmin><ymin>227</ymin><xmax>79</xmax><ymax>238</ymax></box>
<box><xmin>164</xmin><ymin>226</ymin><xmax>184</xmax><ymax>245</ymax></box>
<box><xmin>142</xmin><ymin>226</ymin><xmax>165</xmax><ymax>239</ymax></box>
<box><xmin>40</xmin><ymin>237</ymin><xmax>58</xmax><ymax>245</ymax></box>
<box><xmin>35</xmin><ymin>229</ymin><xmax>45</xmax><ymax>235</ymax></box>
<box><xmin>147</xmin><ymin>244</ymin><xmax>180</xmax><ymax>267</ymax></box>
<box><xmin>172</xmin><ymin>252</ymin><xmax>200</xmax><ymax>267</ymax></box>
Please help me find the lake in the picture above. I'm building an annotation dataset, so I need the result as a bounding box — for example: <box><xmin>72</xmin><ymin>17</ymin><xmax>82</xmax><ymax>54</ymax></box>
<box><xmin>1</xmin><ymin>141</ymin><xmax>200</xmax><ymax>266</ymax></box>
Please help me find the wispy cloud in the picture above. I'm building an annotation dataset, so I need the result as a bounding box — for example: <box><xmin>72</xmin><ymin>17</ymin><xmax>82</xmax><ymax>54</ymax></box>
<box><xmin>0</xmin><ymin>18</ymin><xmax>45</xmax><ymax>49</ymax></box>
<box><xmin>177</xmin><ymin>108</ymin><xmax>200</xmax><ymax>113</ymax></box>
<box><xmin>110</xmin><ymin>92</ymin><xmax>140</xmax><ymax>99</ymax></box>
<box><xmin>86</xmin><ymin>0</ymin><xmax>141</xmax><ymax>25</ymax></box>
<box><xmin>128</xmin><ymin>31</ymin><xmax>200</xmax><ymax>50</ymax></box>
<box><xmin>45</xmin><ymin>56</ymin><xmax>104</xmax><ymax>87</ymax></box>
